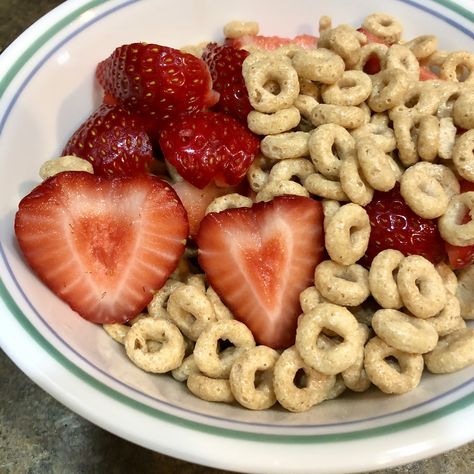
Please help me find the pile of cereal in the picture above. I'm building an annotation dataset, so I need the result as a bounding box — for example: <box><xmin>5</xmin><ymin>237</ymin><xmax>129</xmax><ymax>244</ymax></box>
<box><xmin>33</xmin><ymin>13</ymin><xmax>474</xmax><ymax>412</ymax></box>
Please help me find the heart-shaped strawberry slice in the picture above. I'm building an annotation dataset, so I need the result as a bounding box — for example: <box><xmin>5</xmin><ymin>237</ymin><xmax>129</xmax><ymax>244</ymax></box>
<box><xmin>196</xmin><ymin>196</ymin><xmax>324</xmax><ymax>349</ymax></box>
<box><xmin>15</xmin><ymin>172</ymin><xmax>188</xmax><ymax>324</ymax></box>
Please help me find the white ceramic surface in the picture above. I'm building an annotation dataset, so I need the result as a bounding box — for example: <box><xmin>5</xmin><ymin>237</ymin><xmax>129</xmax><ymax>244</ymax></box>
<box><xmin>0</xmin><ymin>0</ymin><xmax>473</xmax><ymax>472</ymax></box>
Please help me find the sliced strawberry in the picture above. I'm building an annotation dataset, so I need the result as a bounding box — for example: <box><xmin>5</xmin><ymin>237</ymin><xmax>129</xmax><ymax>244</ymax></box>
<box><xmin>15</xmin><ymin>172</ymin><xmax>188</xmax><ymax>324</ymax></box>
<box><xmin>159</xmin><ymin>110</ymin><xmax>260</xmax><ymax>189</ymax></box>
<box><xmin>225</xmin><ymin>34</ymin><xmax>317</xmax><ymax>50</ymax></box>
<box><xmin>172</xmin><ymin>180</ymin><xmax>238</xmax><ymax>238</ymax></box>
<box><xmin>419</xmin><ymin>65</ymin><xmax>439</xmax><ymax>81</ymax></box>
<box><xmin>63</xmin><ymin>103</ymin><xmax>154</xmax><ymax>177</ymax></box>
<box><xmin>202</xmin><ymin>43</ymin><xmax>252</xmax><ymax>122</ymax></box>
<box><xmin>96</xmin><ymin>43</ymin><xmax>219</xmax><ymax>122</ymax></box>
<box><xmin>196</xmin><ymin>196</ymin><xmax>324</xmax><ymax>349</ymax></box>
<box><xmin>363</xmin><ymin>183</ymin><xmax>446</xmax><ymax>265</ymax></box>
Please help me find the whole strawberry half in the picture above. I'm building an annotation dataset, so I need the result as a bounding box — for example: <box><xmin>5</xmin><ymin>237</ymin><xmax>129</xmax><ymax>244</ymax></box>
<box><xmin>363</xmin><ymin>183</ymin><xmax>446</xmax><ymax>265</ymax></box>
<box><xmin>63</xmin><ymin>103</ymin><xmax>154</xmax><ymax>176</ymax></box>
<box><xmin>96</xmin><ymin>43</ymin><xmax>219</xmax><ymax>122</ymax></box>
<box><xmin>15</xmin><ymin>172</ymin><xmax>188</xmax><ymax>324</ymax></box>
<box><xmin>202</xmin><ymin>43</ymin><xmax>252</xmax><ymax>122</ymax></box>
<box><xmin>196</xmin><ymin>196</ymin><xmax>324</xmax><ymax>349</ymax></box>
<box><xmin>159</xmin><ymin>110</ymin><xmax>260</xmax><ymax>189</ymax></box>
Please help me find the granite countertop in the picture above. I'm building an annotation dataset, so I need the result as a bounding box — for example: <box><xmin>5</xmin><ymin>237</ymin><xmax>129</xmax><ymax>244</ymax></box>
<box><xmin>0</xmin><ymin>1</ymin><xmax>473</xmax><ymax>473</ymax></box>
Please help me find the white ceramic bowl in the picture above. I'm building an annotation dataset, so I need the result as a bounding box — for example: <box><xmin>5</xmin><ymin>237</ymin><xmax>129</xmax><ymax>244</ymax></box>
<box><xmin>1</xmin><ymin>1</ymin><xmax>473</xmax><ymax>472</ymax></box>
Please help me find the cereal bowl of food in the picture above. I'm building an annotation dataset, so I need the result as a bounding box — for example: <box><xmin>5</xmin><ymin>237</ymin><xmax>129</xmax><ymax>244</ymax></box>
<box><xmin>0</xmin><ymin>0</ymin><xmax>473</xmax><ymax>472</ymax></box>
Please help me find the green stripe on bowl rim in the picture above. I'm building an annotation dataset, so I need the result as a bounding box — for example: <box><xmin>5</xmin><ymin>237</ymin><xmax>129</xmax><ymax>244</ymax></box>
<box><xmin>0</xmin><ymin>0</ymin><xmax>473</xmax><ymax>444</ymax></box>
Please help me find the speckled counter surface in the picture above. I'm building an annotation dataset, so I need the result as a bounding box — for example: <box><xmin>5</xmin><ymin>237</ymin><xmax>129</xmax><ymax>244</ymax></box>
<box><xmin>0</xmin><ymin>1</ymin><xmax>473</xmax><ymax>473</ymax></box>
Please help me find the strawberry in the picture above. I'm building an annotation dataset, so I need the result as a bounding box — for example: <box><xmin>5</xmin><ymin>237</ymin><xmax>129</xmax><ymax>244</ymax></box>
<box><xmin>225</xmin><ymin>34</ymin><xmax>317</xmax><ymax>50</ymax></box>
<box><xmin>14</xmin><ymin>172</ymin><xmax>188</xmax><ymax>324</ymax></box>
<box><xmin>357</xmin><ymin>27</ymin><xmax>388</xmax><ymax>45</ymax></box>
<box><xmin>62</xmin><ymin>103</ymin><xmax>154</xmax><ymax>177</ymax></box>
<box><xmin>96</xmin><ymin>43</ymin><xmax>219</xmax><ymax>122</ymax></box>
<box><xmin>196</xmin><ymin>196</ymin><xmax>324</xmax><ymax>349</ymax></box>
<box><xmin>202</xmin><ymin>43</ymin><xmax>252</xmax><ymax>121</ymax></box>
<box><xmin>419</xmin><ymin>66</ymin><xmax>439</xmax><ymax>81</ymax></box>
<box><xmin>159</xmin><ymin>110</ymin><xmax>260</xmax><ymax>189</ymax></box>
<box><xmin>363</xmin><ymin>183</ymin><xmax>446</xmax><ymax>265</ymax></box>
<box><xmin>171</xmin><ymin>180</ymin><xmax>239</xmax><ymax>238</ymax></box>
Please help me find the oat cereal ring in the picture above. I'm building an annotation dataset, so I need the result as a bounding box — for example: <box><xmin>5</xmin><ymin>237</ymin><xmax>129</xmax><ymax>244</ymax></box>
<box><xmin>167</xmin><ymin>284</ymin><xmax>216</xmax><ymax>340</ymax></box>
<box><xmin>273</xmin><ymin>346</ymin><xmax>335</xmax><ymax>412</ymax></box>
<box><xmin>243</xmin><ymin>54</ymin><xmax>300</xmax><ymax>113</ymax></box>
<box><xmin>147</xmin><ymin>279</ymin><xmax>184</xmax><ymax>319</ymax></box>
<box><xmin>39</xmin><ymin>155</ymin><xmax>94</xmax><ymax>179</ymax></box>
<box><xmin>321</xmin><ymin>70</ymin><xmax>372</xmax><ymax>107</ymax></box>
<box><xmin>400</xmin><ymin>162</ymin><xmax>460</xmax><ymax>219</ymax></box>
<box><xmin>438</xmin><ymin>117</ymin><xmax>458</xmax><ymax>160</ymax></box>
<box><xmin>355</xmin><ymin>43</ymin><xmax>388</xmax><ymax>74</ymax></box>
<box><xmin>325</xmin><ymin>375</ymin><xmax>347</xmax><ymax>400</ymax></box>
<box><xmin>103</xmin><ymin>323</ymin><xmax>129</xmax><ymax>344</ymax></box>
<box><xmin>205</xmin><ymin>194</ymin><xmax>253</xmax><ymax>214</ymax></box>
<box><xmin>318</xmin><ymin>25</ymin><xmax>365</xmax><ymax>69</ymax></box>
<box><xmin>356</xmin><ymin>137</ymin><xmax>398</xmax><ymax>192</ymax></box>
<box><xmin>452</xmin><ymin>130</ymin><xmax>474</xmax><ymax>181</ymax></box>
<box><xmin>292</xmin><ymin>48</ymin><xmax>345</xmax><ymax>84</ymax></box>
<box><xmin>435</xmin><ymin>262</ymin><xmax>458</xmax><ymax>295</ymax></box>
<box><xmin>314</xmin><ymin>260</ymin><xmax>370</xmax><ymax>307</ymax></box>
<box><xmin>453</xmin><ymin>90</ymin><xmax>474</xmax><ymax>130</ymax></box>
<box><xmin>424</xmin><ymin>328</ymin><xmax>474</xmax><ymax>373</ymax></box>
<box><xmin>351</xmin><ymin>117</ymin><xmax>397</xmax><ymax>153</ymax></box>
<box><xmin>397</xmin><ymin>255</ymin><xmax>447</xmax><ymax>319</ymax></box>
<box><xmin>304</xmin><ymin>172</ymin><xmax>349</xmax><ymax>201</ymax></box>
<box><xmin>435</xmin><ymin>82</ymin><xmax>462</xmax><ymax>119</ymax></box>
<box><xmin>404</xmin><ymin>35</ymin><xmax>438</xmax><ymax>60</ymax></box>
<box><xmin>124</xmin><ymin>318</ymin><xmax>185</xmax><ymax>373</ymax></box>
<box><xmin>299</xmin><ymin>78</ymin><xmax>321</xmax><ymax>99</ymax></box>
<box><xmin>440</xmin><ymin>51</ymin><xmax>474</xmax><ymax>84</ymax></box>
<box><xmin>308</xmin><ymin>124</ymin><xmax>355</xmax><ymax>180</ymax></box>
<box><xmin>372</xmin><ymin>309</ymin><xmax>439</xmax><ymax>354</ymax></box>
<box><xmin>246</xmin><ymin>154</ymin><xmax>275</xmax><ymax>192</ymax></box>
<box><xmin>296</xmin><ymin>303</ymin><xmax>362</xmax><ymax>375</ymax></box>
<box><xmin>322</xmin><ymin>199</ymin><xmax>341</xmax><ymax>231</ymax></box>
<box><xmin>299</xmin><ymin>286</ymin><xmax>327</xmax><ymax>313</ymax></box>
<box><xmin>385</xmin><ymin>45</ymin><xmax>420</xmax><ymax>80</ymax></box>
<box><xmin>206</xmin><ymin>287</ymin><xmax>234</xmax><ymax>321</ymax></box>
<box><xmin>311</xmin><ymin>104</ymin><xmax>366</xmax><ymax>130</ymax></box>
<box><xmin>186</xmin><ymin>373</ymin><xmax>235</xmax><ymax>403</ymax></box>
<box><xmin>247</xmin><ymin>107</ymin><xmax>301</xmax><ymax>135</ymax></box>
<box><xmin>438</xmin><ymin>192</ymin><xmax>474</xmax><ymax>246</ymax></box>
<box><xmin>324</xmin><ymin>203</ymin><xmax>370</xmax><ymax>266</ymax></box>
<box><xmin>260</xmin><ymin>131</ymin><xmax>310</xmax><ymax>160</ymax></box>
<box><xmin>369</xmin><ymin>249</ymin><xmax>404</xmax><ymax>309</ymax></box>
<box><xmin>193</xmin><ymin>320</ymin><xmax>255</xmax><ymax>379</ymax></box>
<box><xmin>223</xmin><ymin>20</ymin><xmax>259</xmax><ymax>38</ymax></box>
<box><xmin>396</xmin><ymin>83</ymin><xmax>441</xmax><ymax>115</ymax></box>
<box><xmin>456</xmin><ymin>265</ymin><xmax>474</xmax><ymax>320</ymax></box>
<box><xmin>256</xmin><ymin>178</ymin><xmax>309</xmax><ymax>202</ymax></box>
<box><xmin>171</xmin><ymin>354</ymin><xmax>199</xmax><ymax>382</ymax></box>
<box><xmin>339</xmin><ymin>154</ymin><xmax>374</xmax><ymax>206</ymax></box>
<box><xmin>341</xmin><ymin>324</ymin><xmax>371</xmax><ymax>392</ymax></box>
<box><xmin>426</xmin><ymin>293</ymin><xmax>466</xmax><ymax>337</ymax></box>
<box><xmin>229</xmin><ymin>346</ymin><xmax>279</xmax><ymax>410</ymax></box>
<box><xmin>318</xmin><ymin>15</ymin><xmax>332</xmax><ymax>34</ymax></box>
<box><xmin>362</xmin><ymin>13</ymin><xmax>403</xmax><ymax>45</ymax></box>
<box><xmin>294</xmin><ymin>94</ymin><xmax>319</xmax><ymax>121</ymax></box>
<box><xmin>364</xmin><ymin>336</ymin><xmax>424</xmax><ymax>394</ymax></box>
<box><xmin>185</xmin><ymin>273</ymin><xmax>207</xmax><ymax>293</ymax></box>
<box><xmin>368</xmin><ymin>68</ymin><xmax>410</xmax><ymax>113</ymax></box>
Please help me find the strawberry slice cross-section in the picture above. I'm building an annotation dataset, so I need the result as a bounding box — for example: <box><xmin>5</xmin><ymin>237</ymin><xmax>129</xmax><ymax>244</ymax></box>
<box><xmin>196</xmin><ymin>195</ymin><xmax>324</xmax><ymax>349</ymax></box>
<box><xmin>15</xmin><ymin>172</ymin><xmax>188</xmax><ymax>324</ymax></box>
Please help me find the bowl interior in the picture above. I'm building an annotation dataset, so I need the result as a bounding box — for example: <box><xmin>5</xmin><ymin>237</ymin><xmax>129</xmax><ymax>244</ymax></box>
<box><xmin>0</xmin><ymin>0</ymin><xmax>473</xmax><ymax>435</ymax></box>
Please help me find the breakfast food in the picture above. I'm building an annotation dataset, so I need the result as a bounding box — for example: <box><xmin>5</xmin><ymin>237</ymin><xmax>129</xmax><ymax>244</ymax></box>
<box><xmin>14</xmin><ymin>12</ymin><xmax>474</xmax><ymax>413</ymax></box>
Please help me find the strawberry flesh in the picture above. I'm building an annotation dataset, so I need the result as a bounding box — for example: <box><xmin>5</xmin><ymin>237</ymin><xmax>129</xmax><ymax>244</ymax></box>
<box><xmin>15</xmin><ymin>172</ymin><xmax>188</xmax><ymax>324</ymax></box>
<box><xmin>63</xmin><ymin>103</ymin><xmax>154</xmax><ymax>177</ymax></box>
<box><xmin>196</xmin><ymin>196</ymin><xmax>324</xmax><ymax>349</ymax></box>
<box><xmin>363</xmin><ymin>183</ymin><xmax>446</xmax><ymax>265</ymax></box>
<box><xmin>225</xmin><ymin>34</ymin><xmax>317</xmax><ymax>50</ymax></box>
<box><xmin>159</xmin><ymin>110</ymin><xmax>260</xmax><ymax>189</ymax></box>
<box><xmin>96</xmin><ymin>43</ymin><xmax>219</xmax><ymax>122</ymax></box>
<box><xmin>202</xmin><ymin>43</ymin><xmax>252</xmax><ymax>122</ymax></box>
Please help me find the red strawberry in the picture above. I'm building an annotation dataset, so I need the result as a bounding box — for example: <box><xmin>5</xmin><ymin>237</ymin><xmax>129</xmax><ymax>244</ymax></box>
<box><xmin>172</xmin><ymin>180</ymin><xmax>239</xmax><ymax>238</ymax></box>
<box><xmin>15</xmin><ymin>172</ymin><xmax>188</xmax><ymax>324</ymax></box>
<box><xmin>225</xmin><ymin>34</ymin><xmax>317</xmax><ymax>50</ymax></box>
<box><xmin>63</xmin><ymin>103</ymin><xmax>154</xmax><ymax>177</ymax></box>
<box><xmin>363</xmin><ymin>183</ymin><xmax>446</xmax><ymax>265</ymax></box>
<box><xmin>96</xmin><ymin>43</ymin><xmax>219</xmax><ymax>122</ymax></box>
<box><xmin>202</xmin><ymin>43</ymin><xmax>252</xmax><ymax>121</ymax></box>
<box><xmin>159</xmin><ymin>110</ymin><xmax>260</xmax><ymax>189</ymax></box>
<box><xmin>196</xmin><ymin>196</ymin><xmax>324</xmax><ymax>349</ymax></box>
